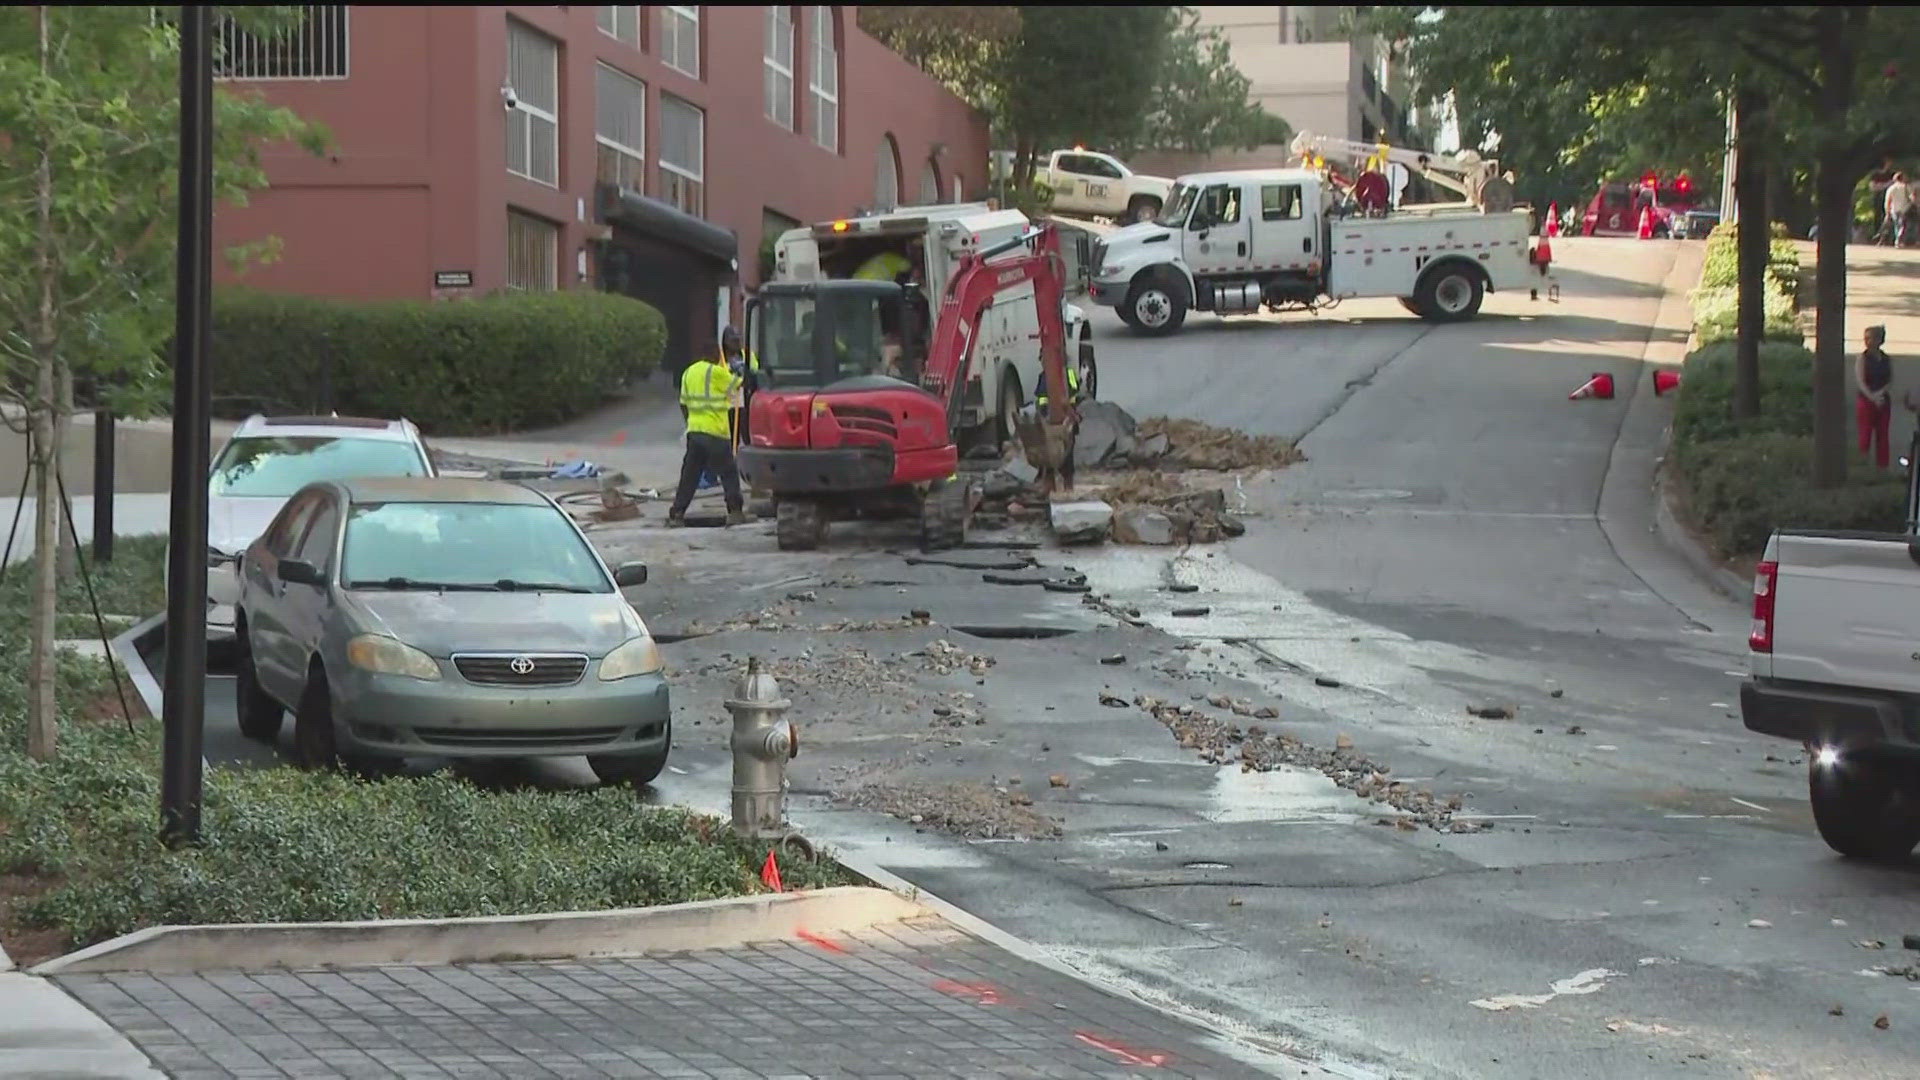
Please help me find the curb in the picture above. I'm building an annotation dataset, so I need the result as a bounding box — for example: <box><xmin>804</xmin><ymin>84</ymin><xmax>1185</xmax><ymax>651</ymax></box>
<box><xmin>111</xmin><ymin>612</ymin><xmax>165</xmax><ymax>720</ymax></box>
<box><xmin>30</xmin><ymin>886</ymin><xmax>923</xmax><ymax>975</ymax></box>
<box><xmin>1651</xmin><ymin>465</ymin><xmax>1751</xmax><ymax>602</ymax></box>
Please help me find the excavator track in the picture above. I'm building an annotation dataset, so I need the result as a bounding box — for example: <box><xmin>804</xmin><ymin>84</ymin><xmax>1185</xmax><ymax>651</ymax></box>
<box><xmin>919</xmin><ymin>478</ymin><xmax>971</xmax><ymax>552</ymax></box>
<box><xmin>775</xmin><ymin>499</ymin><xmax>828</xmax><ymax>551</ymax></box>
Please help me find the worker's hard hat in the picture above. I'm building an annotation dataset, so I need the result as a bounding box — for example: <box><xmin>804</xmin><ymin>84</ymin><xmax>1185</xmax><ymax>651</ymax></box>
<box><xmin>721</xmin><ymin>326</ymin><xmax>742</xmax><ymax>349</ymax></box>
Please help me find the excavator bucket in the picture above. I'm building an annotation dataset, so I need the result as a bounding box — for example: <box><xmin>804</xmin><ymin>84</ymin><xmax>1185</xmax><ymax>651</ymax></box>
<box><xmin>1012</xmin><ymin>408</ymin><xmax>1077</xmax><ymax>492</ymax></box>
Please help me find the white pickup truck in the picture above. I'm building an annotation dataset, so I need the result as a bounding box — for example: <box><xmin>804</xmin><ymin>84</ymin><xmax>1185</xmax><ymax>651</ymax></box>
<box><xmin>1039</xmin><ymin>149</ymin><xmax>1174</xmax><ymax>225</ymax></box>
<box><xmin>1742</xmin><ymin>457</ymin><xmax>1920</xmax><ymax>860</ymax></box>
<box><xmin>1087</xmin><ymin>167</ymin><xmax>1553</xmax><ymax>335</ymax></box>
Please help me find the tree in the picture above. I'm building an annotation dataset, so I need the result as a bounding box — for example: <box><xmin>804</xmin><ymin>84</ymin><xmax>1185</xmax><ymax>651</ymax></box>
<box><xmin>1129</xmin><ymin>8</ymin><xmax>1291</xmax><ymax>157</ymax></box>
<box><xmin>998</xmin><ymin>7</ymin><xmax>1174</xmax><ymax>187</ymax></box>
<box><xmin>0</xmin><ymin>5</ymin><xmax>325</xmax><ymax>758</ymax></box>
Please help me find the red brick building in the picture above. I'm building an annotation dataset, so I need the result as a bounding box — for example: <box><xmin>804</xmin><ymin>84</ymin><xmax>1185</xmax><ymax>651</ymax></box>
<box><xmin>212</xmin><ymin>5</ymin><xmax>989</xmax><ymax>370</ymax></box>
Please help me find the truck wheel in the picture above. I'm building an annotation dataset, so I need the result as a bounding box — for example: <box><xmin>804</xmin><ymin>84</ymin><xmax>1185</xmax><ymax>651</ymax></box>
<box><xmin>1414</xmin><ymin>265</ymin><xmax>1484</xmax><ymax>322</ymax></box>
<box><xmin>1397</xmin><ymin>297</ymin><xmax>1421</xmax><ymax>316</ymax></box>
<box><xmin>996</xmin><ymin>371</ymin><xmax>1023</xmax><ymax>449</ymax></box>
<box><xmin>920</xmin><ymin>478</ymin><xmax>970</xmax><ymax>552</ymax></box>
<box><xmin>1809</xmin><ymin>756</ymin><xmax>1920</xmax><ymax>861</ymax></box>
<box><xmin>1126</xmin><ymin>195</ymin><xmax>1161</xmax><ymax>224</ymax></box>
<box><xmin>1077</xmin><ymin>333</ymin><xmax>1099</xmax><ymax>401</ymax></box>
<box><xmin>775</xmin><ymin>500</ymin><xmax>827</xmax><ymax>551</ymax></box>
<box><xmin>1126</xmin><ymin>278</ymin><xmax>1187</xmax><ymax>336</ymax></box>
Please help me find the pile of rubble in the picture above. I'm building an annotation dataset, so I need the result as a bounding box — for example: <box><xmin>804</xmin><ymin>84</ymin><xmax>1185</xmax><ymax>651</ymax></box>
<box><xmin>1130</xmin><ymin>692</ymin><xmax>1486</xmax><ymax>835</ymax></box>
<box><xmin>973</xmin><ymin>402</ymin><xmax>1301</xmax><ymax>547</ymax></box>
<box><xmin>836</xmin><ymin>779</ymin><xmax>1064</xmax><ymax>840</ymax></box>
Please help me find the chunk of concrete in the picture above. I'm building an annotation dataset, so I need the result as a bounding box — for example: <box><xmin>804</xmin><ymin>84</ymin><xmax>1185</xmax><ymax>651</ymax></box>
<box><xmin>1133</xmin><ymin>432</ymin><xmax>1171</xmax><ymax>462</ymax></box>
<box><xmin>1112</xmin><ymin>507</ymin><xmax>1177</xmax><ymax>545</ymax></box>
<box><xmin>1049</xmin><ymin>500</ymin><xmax>1113</xmax><ymax>545</ymax></box>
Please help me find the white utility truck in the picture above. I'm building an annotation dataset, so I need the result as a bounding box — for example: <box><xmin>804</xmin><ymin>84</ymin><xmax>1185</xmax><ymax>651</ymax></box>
<box><xmin>1039</xmin><ymin>149</ymin><xmax>1175</xmax><ymax>224</ymax></box>
<box><xmin>1087</xmin><ymin>132</ymin><xmax>1555</xmax><ymax>335</ymax></box>
<box><xmin>1742</xmin><ymin>438</ymin><xmax>1920</xmax><ymax>862</ymax></box>
<box><xmin>772</xmin><ymin>203</ymin><xmax>1099</xmax><ymax>446</ymax></box>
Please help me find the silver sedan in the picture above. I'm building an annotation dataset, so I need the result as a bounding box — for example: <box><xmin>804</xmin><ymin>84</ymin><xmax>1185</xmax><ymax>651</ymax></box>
<box><xmin>233</xmin><ymin>477</ymin><xmax>670</xmax><ymax>785</ymax></box>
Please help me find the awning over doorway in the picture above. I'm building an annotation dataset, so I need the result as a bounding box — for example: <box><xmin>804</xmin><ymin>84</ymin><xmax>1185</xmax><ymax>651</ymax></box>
<box><xmin>596</xmin><ymin>184</ymin><xmax>737</xmax><ymax>268</ymax></box>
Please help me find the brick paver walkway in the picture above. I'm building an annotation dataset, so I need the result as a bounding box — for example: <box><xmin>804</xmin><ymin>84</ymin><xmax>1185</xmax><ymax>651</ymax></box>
<box><xmin>57</xmin><ymin>917</ymin><xmax>1284</xmax><ymax>1079</ymax></box>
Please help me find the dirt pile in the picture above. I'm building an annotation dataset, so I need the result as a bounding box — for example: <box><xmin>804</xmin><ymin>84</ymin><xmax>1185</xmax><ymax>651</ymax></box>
<box><xmin>1134</xmin><ymin>416</ymin><xmax>1304</xmax><ymax>472</ymax></box>
<box><xmin>837</xmin><ymin>780</ymin><xmax>1064</xmax><ymax>840</ymax></box>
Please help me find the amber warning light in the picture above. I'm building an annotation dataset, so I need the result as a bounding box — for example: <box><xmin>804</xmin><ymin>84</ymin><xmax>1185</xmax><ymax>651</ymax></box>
<box><xmin>831</xmin><ymin>220</ymin><xmax>850</xmax><ymax>232</ymax></box>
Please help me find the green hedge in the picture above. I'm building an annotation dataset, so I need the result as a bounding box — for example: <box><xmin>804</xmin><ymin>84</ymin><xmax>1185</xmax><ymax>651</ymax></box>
<box><xmin>1669</xmin><ymin>339</ymin><xmax>1904</xmax><ymax>556</ymax></box>
<box><xmin>210</xmin><ymin>288</ymin><xmax>667</xmax><ymax>435</ymax></box>
<box><xmin>1692</xmin><ymin>222</ymin><xmax>1801</xmax><ymax>346</ymax></box>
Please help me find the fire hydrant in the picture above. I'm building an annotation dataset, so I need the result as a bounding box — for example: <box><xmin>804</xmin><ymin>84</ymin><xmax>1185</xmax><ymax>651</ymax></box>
<box><xmin>726</xmin><ymin>657</ymin><xmax>798</xmax><ymax>840</ymax></box>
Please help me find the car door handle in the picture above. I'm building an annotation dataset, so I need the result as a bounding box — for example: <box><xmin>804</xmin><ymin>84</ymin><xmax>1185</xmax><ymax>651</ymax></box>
<box><xmin>1302</xmin><ymin>237</ymin><xmax>1312</xmax><ymax>252</ymax></box>
<box><xmin>1238</xmin><ymin>241</ymin><xmax>1247</xmax><ymax>257</ymax></box>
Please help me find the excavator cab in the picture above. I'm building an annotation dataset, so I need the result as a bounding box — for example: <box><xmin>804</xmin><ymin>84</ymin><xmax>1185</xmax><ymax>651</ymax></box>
<box><xmin>749</xmin><ymin>280</ymin><xmax>922</xmax><ymax>390</ymax></box>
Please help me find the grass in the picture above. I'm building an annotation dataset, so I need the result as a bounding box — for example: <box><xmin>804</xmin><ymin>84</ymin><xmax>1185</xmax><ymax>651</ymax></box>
<box><xmin>1666</xmin><ymin>233</ymin><xmax>1904</xmax><ymax>553</ymax></box>
<box><xmin>0</xmin><ymin>539</ymin><xmax>855</xmax><ymax>964</ymax></box>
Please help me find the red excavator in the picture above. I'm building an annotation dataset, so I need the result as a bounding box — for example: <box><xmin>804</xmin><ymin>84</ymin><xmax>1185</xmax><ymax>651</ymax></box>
<box><xmin>739</xmin><ymin>224</ymin><xmax>1078</xmax><ymax>552</ymax></box>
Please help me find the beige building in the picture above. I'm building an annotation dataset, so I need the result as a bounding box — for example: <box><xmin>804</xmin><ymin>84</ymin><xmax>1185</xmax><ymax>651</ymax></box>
<box><xmin>1194</xmin><ymin>5</ymin><xmax>1408</xmax><ymax>147</ymax></box>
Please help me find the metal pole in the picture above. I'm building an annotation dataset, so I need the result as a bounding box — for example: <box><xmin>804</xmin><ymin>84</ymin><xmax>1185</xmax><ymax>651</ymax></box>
<box><xmin>92</xmin><ymin>404</ymin><xmax>114</xmax><ymax>563</ymax></box>
<box><xmin>161</xmin><ymin>4</ymin><xmax>213</xmax><ymax>848</ymax></box>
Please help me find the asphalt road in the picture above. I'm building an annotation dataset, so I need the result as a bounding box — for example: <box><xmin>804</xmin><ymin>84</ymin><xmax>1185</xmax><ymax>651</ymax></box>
<box><xmin>172</xmin><ymin>238</ymin><xmax>1920</xmax><ymax>1077</ymax></box>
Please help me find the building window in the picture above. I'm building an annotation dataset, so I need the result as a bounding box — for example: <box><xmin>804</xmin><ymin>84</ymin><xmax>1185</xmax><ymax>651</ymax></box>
<box><xmin>597</xmin><ymin>5</ymin><xmax>639</xmax><ymax>46</ymax></box>
<box><xmin>662</xmin><ymin>5</ymin><xmax>700</xmax><ymax>78</ymax></box>
<box><xmin>213</xmin><ymin>5</ymin><xmax>349</xmax><ymax>80</ymax></box>
<box><xmin>507</xmin><ymin>210</ymin><xmax>559</xmax><ymax>292</ymax></box>
<box><xmin>764</xmin><ymin>7</ymin><xmax>795</xmax><ymax>130</ymax></box>
<box><xmin>874</xmin><ymin>134</ymin><xmax>900</xmax><ymax>212</ymax></box>
<box><xmin>595</xmin><ymin>63</ymin><xmax>646</xmax><ymax>191</ymax></box>
<box><xmin>919</xmin><ymin>160</ymin><xmax>941</xmax><ymax>206</ymax></box>
<box><xmin>505</xmin><ymin>20</ymin><xmax>559</xmax><ymax>187</ymax></box>
<box><xmin>808</xmin><ymin>6</ymin><xmax>839</xmax><ymax>152</ymax></box>
<box><xmin>659</xmin><ymin>94</ymin><xmax>706</xmax><ymax>217</ymax></box>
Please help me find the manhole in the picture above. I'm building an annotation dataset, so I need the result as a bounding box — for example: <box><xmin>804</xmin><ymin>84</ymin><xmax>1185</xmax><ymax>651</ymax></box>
<box><xmin>1182</xmin><ymin>860</ymin><xmax>1233</xmax><ymax>870</ymax></box>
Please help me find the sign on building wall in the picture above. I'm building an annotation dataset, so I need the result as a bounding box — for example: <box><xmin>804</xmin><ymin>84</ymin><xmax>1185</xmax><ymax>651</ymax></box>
<box><xmin>434</xmin><ymin>270</ymin><xmax>475</xmax><ymax>288</ymax></box>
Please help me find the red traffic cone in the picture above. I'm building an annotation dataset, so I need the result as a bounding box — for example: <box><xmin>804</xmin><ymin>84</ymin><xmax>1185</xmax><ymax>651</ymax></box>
<box><xmin>1653</xmin><ymin>370</ymin><xmax>1682</xmax><ymax>396</ymax></box>
<box><xmin>1569</xmin><ymin>373</ymin><xmax>1615</xmax><ymax>401</ymax></box>
<box><xmin>760</xmin><ymin>850</ymin><xmax>784</xmax><ymax>893</ymax></box>
<box><xmin>1545</xmin><ymin>201</ymin><xmax>1561</xmax><ymax>238</ymax></box>
<box><xmin>1637</xmin><ymin>205</ymin><xmax>1654</xmax><ymax>240</ymax></box>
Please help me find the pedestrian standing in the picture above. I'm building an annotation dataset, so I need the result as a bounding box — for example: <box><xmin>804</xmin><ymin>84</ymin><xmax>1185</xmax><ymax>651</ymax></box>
<box><xmin>669</xmin><ymin>345</ymin><xmax>748</xmax><ymax>527</ymax></box>
<box><xmin>1857</xmin><ymin>325</ymin><xmax>1895</xmax><ymax>470</ymax></box>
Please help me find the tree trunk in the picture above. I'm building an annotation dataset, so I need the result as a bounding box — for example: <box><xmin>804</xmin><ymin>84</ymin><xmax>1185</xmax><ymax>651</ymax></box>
<box><xmin>25</xmin><ymin>3</ymin><xmax>58</xmax><ymax>760</ymax></box>
<box><xmin>1809</xmin><ymin>8</ymin><xmax>1859</xmax><ymax>488</ymax></box>
<box><xmin>1733</xmin><ymin>89</ymin><xmax>1767</xmax><ymax>420</ymax></box>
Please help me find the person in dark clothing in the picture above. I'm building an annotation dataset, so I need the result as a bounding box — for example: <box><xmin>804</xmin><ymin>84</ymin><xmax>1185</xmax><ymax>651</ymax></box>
<box><xmin>1857</xmin><ymin>324</ymin><xmax>1896</xmax><ymax>469</ymax></box>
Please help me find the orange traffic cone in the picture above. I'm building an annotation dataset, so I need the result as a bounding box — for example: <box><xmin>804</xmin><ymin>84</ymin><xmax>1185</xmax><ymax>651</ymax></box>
<box><xmin>1545</xmin><ymin>201</ymin><xmax>1561</xmax><ymax>238</ymax></box>
<box><xmin>1637</xmin><ymin>205</ymin><xmax>1654</xmax><ymax>240</ymax></box>
<box><xmin>1653</xmin><ymin>370</ymin><xmax>1682</xmax><ymax>396</ymax></box>
<box><xmin>1569</xmin><ymin>373</ymin><xmax>1615</xmax><ymax>401</ymax></box>
<box><xmin>760</xmin><ymin>850</ymin><xmax>784</xmax><ymax>893</ymax></box>
<box><xmin>1531</xmin><ymin>232</ymin><xmax>1553</xmax><ymax>268</ymax></box>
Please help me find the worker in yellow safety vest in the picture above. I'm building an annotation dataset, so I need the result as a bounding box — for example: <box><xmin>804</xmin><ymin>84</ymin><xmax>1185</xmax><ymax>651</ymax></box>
<box><xmin>720</xmin><ymin>326</ymin><xmax>760</xmax><ymax>446</ymax></box>
<box><xmin>668</xmin><ymin>343</ymin><xmax>748</xmax><ymax>527</ymax></box>
<box><xmin>852</xmin><ymin>249</ymin><xmax>914</xmax><ymax>283</ymax></box>
<box><xmin>1033</xmin><ymin>363</ymin><xmax>1083</xmax><ymax>409</ymax></box>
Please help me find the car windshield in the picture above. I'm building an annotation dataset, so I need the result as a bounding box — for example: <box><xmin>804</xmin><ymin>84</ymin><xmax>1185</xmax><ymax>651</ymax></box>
<box><xmin>211</xmin><ymin>435</ymin><xmax>427</xmax><ymax>498</ymax></box>
<box><xmin>755</xmin><ymin>291</ymin><xmax>892</xmax><ymax>389</ymax></box>
<box><xmin>340</xmin><ymin>501</ymin><xmax>611</xmax><ymax>593</ymax></box>
<box><xmin>1155</xmin><ymin>184</ymin><xmax>1198</xmax><ymax>228</ymax></box>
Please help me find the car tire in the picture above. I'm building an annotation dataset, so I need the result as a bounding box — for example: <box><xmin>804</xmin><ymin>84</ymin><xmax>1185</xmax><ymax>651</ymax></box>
<box><xmin>234</xmin><ymin>629</ymin><xmax>284</xmax><ymax>743</ymax></box>
<box><xmin>996</xmin><ymin>369</ymin><xmax>1024</xmax><ymax>449</ymax></box>
<box><xmin>1413</xmin><ymin>265</ymin><xmax>1485</xmax><ymax>322</ymax></box>
<box><xmin>293</xmin><ymin>668</ymin><xmax>341</xmax><ymax>771</ymax></box>
<box><xmin>1397</xmin><ymin>297</ymin><xmax>1421</xmax><ymax>316</ymax></box>
<box><xmin>590</xmin><ymin>724</ymin><xmax>671</xmax><ymax>788</ymax></box>
<box><xmin>1809</xmin><ymin>755</ymin><xmax>1920</xmax><ymax>861</ymax></box>
<box><xmin>1125</xmin><ymin>276</ymin><xmax>1187</xmax><ymax>336</ymax></box>
<box><xmin>1077</xmin><ymin>333</ymin><xmax>1099</xmax><ymax>401</ymax></box>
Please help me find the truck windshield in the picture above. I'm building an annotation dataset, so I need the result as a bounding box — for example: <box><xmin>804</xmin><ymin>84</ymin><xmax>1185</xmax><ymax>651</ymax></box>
<box><xmin>1155</xmin><ymin>184</ymin><xmax>1197</xmax><ymax>228</ymax></box>
<box><xmin>755</xmin><ymin>292</ymin><xmax>891</xmax><ymax>389</ymax></box>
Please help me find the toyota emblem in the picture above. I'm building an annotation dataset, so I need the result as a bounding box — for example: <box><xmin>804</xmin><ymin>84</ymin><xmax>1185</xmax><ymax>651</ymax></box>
<box><xmin>508</xmin><ymin>656</ymin><xmax>536</xmax><ymax>675</ymax></box>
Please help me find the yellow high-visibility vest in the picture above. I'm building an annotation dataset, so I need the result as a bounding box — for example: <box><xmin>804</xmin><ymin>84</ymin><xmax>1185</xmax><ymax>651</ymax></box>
<box><xmin>680</xmin><ymin>359</ymin><xmax>739</xmax><ymax>438</ymax></box>
<box><xmin>853</xmin><ymin>251</ymin><xmax>913</xmax><ymax>282</ymax></box>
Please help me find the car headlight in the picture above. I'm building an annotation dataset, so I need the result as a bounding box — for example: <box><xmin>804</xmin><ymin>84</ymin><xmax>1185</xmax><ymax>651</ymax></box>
<box><xmin>345</xmin><ymin>634</ymin><xmax>441</xmax><ymax>681</ymax></box>
<box><xmin>599</xmin><ymin>636</ymin><xmax>664</xmax><ymax>681</ymax></box>
<box><xmin>1100</xmin><ymin>264</ymin><xmax>1123</xmax><ymax>278</ymax></box>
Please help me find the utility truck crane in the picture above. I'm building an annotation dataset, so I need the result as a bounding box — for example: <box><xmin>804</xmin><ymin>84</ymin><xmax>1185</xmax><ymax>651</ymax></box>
<box><xmin>1287</xmin><ymin>131</ymin><xmax>1517</xmax><ymax>213</ymax></box>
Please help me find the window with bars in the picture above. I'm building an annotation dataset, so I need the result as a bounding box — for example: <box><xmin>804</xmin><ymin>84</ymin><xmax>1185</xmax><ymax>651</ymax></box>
<box><xmin>658</xmin><ymin>94</ymin><xmax>706</xmax><ymax>217</ymax></box>
<box><xmin>212</xmin><ymin>5</ymin><xmax>349</xmax><ymax>80</ymax></box>
<box><xmin>764</xmin><ymin>7</ymin><xmax>795</xmax><ymax>130</ymax></box>
<box><xmin>596</xmin><ymin>5</ymin><xmax>639</xmax><ymax>46</ymax></box>
<box><xmin>507</xmin><ymin>211</ymin><xmax>559</xmax><ymax>292</ymax></box>
<box><xmin>662</xmin><ymin>6</ymin><xmax>700</xmax><ymax>78</ymax></box>
<box><xmin>505</xmin><ymin>20</ymin><xmax>560</xmax><ymax>187</ymax></box>
<box><xmin>807</xmin><ymin>6</ymin><xmax>838</xmax><ymax>152</ymax></box>
<box><xmin>595</xmin><ymin>63</ymin><xmax>646</xmax><ymax>191</ymax></box>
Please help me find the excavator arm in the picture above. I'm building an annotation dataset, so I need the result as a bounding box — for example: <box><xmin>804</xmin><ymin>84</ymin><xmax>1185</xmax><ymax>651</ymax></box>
<box><xmin>920</xmin><ymin>225</ymin><xmax>1075</xmax><ymax>434</ymax></box>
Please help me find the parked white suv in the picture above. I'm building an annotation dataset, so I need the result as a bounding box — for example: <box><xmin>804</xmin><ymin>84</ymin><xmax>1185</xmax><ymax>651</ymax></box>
<box><xmin>182</xmin><ymin>414</ymin><xmax>435</xmax><ymax>640</ymax></box>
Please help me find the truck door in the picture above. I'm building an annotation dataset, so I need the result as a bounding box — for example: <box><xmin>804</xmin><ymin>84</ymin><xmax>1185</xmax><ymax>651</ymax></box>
<box><xmin>1047</xmin><ymin>153</ymin><xmax>1083</xmax><ymax>213</ymax></box>
<box><xmin>1253</xmin><ymin>181</ymin><xmax>1316</xmax><ymax>275</ymax></box>
<box><xmin>1074</xmin><ymin>154</ymin><xmax>1127</xmax><ymax>215</ymax></box>
<box><xmin>1184</xmin><ymin>182</ymin><xmax>1251</xmax><ymax>277</ymax></box>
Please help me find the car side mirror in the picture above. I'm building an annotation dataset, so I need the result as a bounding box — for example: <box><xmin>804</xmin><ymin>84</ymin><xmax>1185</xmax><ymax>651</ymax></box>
<box><xmin>614</xmin><ymin>562</ymin><xmax>649</xmax><ymax>588</ymax></box>
<box><xmin>278</xmin><ymin>559</ymin><xmax>324</xmax><ymax>587</ymax></box>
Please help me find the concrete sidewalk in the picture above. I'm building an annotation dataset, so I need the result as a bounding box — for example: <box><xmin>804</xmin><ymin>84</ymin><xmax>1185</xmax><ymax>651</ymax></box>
<box><xmin>0</xmin><ymin>951</ymin><xmax>161</xmax><ymax>1079</ymax></box>
<box><xmin>1</xmin><ymin>495</ymin><xmax>173</xmax><ymax>569</ymax></box>
<box><xmin>1800</xmin><ymin>241</ymin><xmax>1920</xmax><ymax>452</ymax></box>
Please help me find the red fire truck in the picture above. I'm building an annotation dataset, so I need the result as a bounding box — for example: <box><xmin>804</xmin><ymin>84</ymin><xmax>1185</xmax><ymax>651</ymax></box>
<box><xmin>1581</xmin><ymin>171</ymin><xmax>1707</xmax><ymax>237</ymax></box>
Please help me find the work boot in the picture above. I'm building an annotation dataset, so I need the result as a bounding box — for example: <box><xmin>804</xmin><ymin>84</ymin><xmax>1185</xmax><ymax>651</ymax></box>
<box><xmin>666</xmin><ymin>514</ymin><xmax>686</xmax><ymax>529</ymax></box>
<box><xmin>726</xmin><ymin>509</ymin><xmax>749</xmax><ymax>527</ymax></box>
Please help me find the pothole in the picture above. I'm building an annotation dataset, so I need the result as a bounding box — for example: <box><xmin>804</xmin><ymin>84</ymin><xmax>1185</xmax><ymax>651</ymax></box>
<box><xmin>950</xmin><ymin>625</ymin><xmax>1080</xmax><ymax>640</ymax></box>
<box><xmin>1182</xmin><ymin>860</ymin><xmax>1233</xmax><ymax>870</ymax></box>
